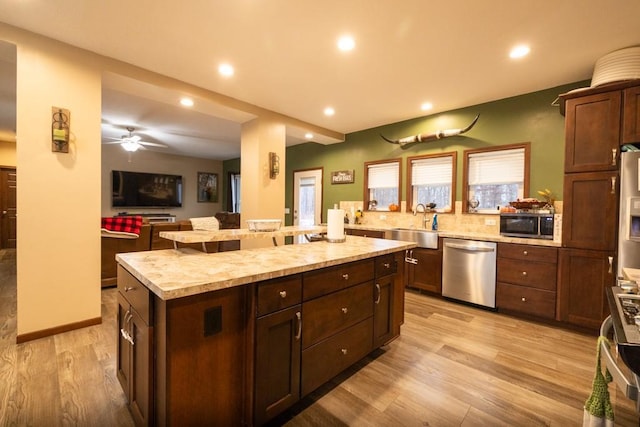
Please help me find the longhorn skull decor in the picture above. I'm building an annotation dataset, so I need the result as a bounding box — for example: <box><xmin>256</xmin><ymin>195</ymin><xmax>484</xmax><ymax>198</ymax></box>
<box><xmin>381</xmin><ymin>114</ymin><xmax>479</xmax><ymax>147</ymax></box>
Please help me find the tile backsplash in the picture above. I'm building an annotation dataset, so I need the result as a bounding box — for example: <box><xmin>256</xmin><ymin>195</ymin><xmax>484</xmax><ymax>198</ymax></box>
<box><xmin>339</xmin><ymin>200</ymin><xmax>563</xmax><ymax>239</ymax></box>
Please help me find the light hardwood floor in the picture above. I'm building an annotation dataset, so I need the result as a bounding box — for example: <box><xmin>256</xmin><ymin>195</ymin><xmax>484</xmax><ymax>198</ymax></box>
<box><xmin>0</xmin><ymin>248</ymin><xmax>638</xmax><ymax>426</ymax></box>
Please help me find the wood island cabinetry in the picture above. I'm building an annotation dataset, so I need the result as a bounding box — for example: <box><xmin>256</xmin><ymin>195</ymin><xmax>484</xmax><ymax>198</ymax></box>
<box><xmin>116</xmin><ymin>243</ymin><xmax>409</xmax><ymax>426</ymax></box>
<box><xmin>117</xmin><ymin>267</ymin><xmax>153</xmax><ymax>427</ymax></box>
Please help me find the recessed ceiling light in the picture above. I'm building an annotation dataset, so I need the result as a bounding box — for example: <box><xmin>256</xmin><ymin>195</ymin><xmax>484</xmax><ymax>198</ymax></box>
<box><xmin>324</xmin><ymin>107</ymin><xmax>335</xmax><ymax>116</ymax></box>
<box><xmin>509</xmin><ymin>45</ymin><xmax>530</xmax><ymax>59</ymax></box>
<box><xmin>337</xmin><ymin>35</ymin><xmax>355</xmax><ymax>52</ymax></box>
<box><xmin>421</xmin><ymin>102</ymin><xmax>433</xmax><ymax>111</ymax></box>
<box><xmin>305</xmin><ymin>132</ymin><xmax>314</xmax><ymax>139</ymax></box>
<box><xmin>218</xmin><ymin>63</ymin><xmax>235</xmax><ymax>77</ymax></box>
<box><xmin>180</xmin><ymin>97</ymin><xmax>194</xmax><ymax>107</ymax></box>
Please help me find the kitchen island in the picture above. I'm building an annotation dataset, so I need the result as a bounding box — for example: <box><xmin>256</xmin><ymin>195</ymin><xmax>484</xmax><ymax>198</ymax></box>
<box><xmin>115</xmin><ymin>235</ymin><xmax>415</xmax><ymax>426</ymax></box>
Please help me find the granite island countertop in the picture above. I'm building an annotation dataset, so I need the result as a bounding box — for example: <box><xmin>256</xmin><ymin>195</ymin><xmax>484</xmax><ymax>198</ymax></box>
<box><xmin>116</xmin><ymin>235</ymin><xmax>416</xmax><ymax>300</ymax></box>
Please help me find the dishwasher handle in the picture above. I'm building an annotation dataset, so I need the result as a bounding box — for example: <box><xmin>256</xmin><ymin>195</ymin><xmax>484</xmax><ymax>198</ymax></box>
<box><xmin>600</xmin><ymin>315</ymin><xmax>639</xmax><ymax>401</ymax></box>
<box><xmin>444</xmin><ymin>241</ymin><xmax>495</xmax><ymax>252</ymax></box>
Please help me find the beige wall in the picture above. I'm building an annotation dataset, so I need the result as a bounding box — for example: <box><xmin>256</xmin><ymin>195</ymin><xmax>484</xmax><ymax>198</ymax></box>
<box><xmin>0</xmin><ymin>140</ymin><xmax>16</xmax><ymax>166</ymax></box>
<box><xmin>0</xmin><ymin>22</ymin><xmax>337</xmax><ymax>339</ymax></box>
<box><xmin>6</xmin><ymin>27</ymin><xmax>102</xmax><ymax>336</ymax></box>
<box><xmin>241</xmin><ymin>118</ymin><xmax>286</xmax><ymax>248</ymax></box>
<box><xmin>102</xmin><ymin>144</ymin><xmax>223</xmax><ymax>219</ymax></box>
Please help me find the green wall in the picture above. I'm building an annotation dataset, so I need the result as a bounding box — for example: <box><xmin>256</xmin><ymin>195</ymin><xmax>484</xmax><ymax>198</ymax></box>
<box><xmin>223</xmin><ymin>81</ymin><xmax>588</xmax><ymax>224</ymax></box>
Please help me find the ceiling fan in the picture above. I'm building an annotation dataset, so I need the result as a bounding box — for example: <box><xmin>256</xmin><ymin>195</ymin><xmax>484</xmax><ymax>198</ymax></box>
<box><xmin>104</xmin><ymin>127</ymin><xmax>168</xmax><ymax>152</ymax></box>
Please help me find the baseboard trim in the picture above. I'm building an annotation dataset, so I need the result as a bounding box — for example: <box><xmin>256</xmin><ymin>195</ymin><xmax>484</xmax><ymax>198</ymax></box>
<box><xmin>16</xmin><ymin>316</ymin><xmax>102</xmax><ymax>344</ymax></box>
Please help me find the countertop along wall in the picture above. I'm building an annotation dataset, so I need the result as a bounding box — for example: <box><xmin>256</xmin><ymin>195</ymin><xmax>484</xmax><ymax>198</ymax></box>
<box><xmin>283</xmin><ymin>81</ymin><xmax>588</xmax><ymax>224</ymax></box>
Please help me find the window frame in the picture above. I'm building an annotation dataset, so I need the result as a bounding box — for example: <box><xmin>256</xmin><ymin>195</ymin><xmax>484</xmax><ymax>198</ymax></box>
<box><xmin>462</xmin><ymin>142</ymin><xmax>531</xmax><ymax>214</ymax></box>
<box><xmin>406</xmin><ymin>151</ymin><xmax>457</xmax><ymax>213</ymax></box>
<box><xmin>363</xmin><ymin>158</ymin><xmax>402</xmax><ymax>211</ymax></box>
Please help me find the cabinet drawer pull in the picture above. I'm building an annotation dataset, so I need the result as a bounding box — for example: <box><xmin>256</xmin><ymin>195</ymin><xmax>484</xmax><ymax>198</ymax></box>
<box><xmin>523</xmin><ymin>250</ymin><xmax>528</xmax><ymax>256</ymax></box>
<box><xmin>375</xmin><ymin>283</ymin><xmax>381</xmax><ymax>304</ymax></box>
<box><xmin>608</xmin><ymin>256</ymin><xmax>613</xmax><ymax>275</ymax></box>
<box><xmin>295</xmin><ymin>311</ymin><xmax>302</xmax><ymax>340</ymax></box>
<box><xmin>611</xmin><ymin>176</ymin><xmax>616</xmax><ymax>194</ymax></box>
<box><xmin>383</xmin><ymin>262</ymin><xmax>390</xmax><ymax>269</ymax></box>
<box><xmin>341</xmin><ymin>307</ymin><xmax>348</xmax><ymax>314</ymax></box>
<box><xmin>279</xmin><ymin>290</ymin><xmax>287</xmax><ymax>298</ymax></box>
<box><xmin>341</xmin><ymin>348</ymin><xmax>348</xmax><ymax>355</ymax></box>
<box><xmin>612</xmin><ymin>148</ymin><xmax>617</xmax><ymax>166</ymax></box>
<box><xmin>522</xmin><ymin>271</ymin><xmax>527</xmax><ymax>276</ymax></box>
<box><xmin>521</xmin><ymin>297</ymin><xmax>527</xmax><ymax>302</ymax></box>
<box><xmin>342</xmin><ymin>273</ymin><xmax>349</xmax><ymax>280</ymax></box>
<box><xmin>124</xmin><ymin>286</ymin><xmax>134</xmax><ymax>292</ymax></box>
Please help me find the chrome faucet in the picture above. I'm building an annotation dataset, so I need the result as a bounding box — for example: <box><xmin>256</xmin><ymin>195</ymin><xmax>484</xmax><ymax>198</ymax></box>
<box><xmin>413</xmin><ymin>203</ymin><xmax>430</xmax><ymax>229</ymax></box>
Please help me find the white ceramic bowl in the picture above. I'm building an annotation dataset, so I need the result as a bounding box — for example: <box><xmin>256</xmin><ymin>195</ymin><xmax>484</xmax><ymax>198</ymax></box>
<box><xmin>246</xmin><ymin>219</ymin><xmax>282</xmax><ymax>232</ymax></box>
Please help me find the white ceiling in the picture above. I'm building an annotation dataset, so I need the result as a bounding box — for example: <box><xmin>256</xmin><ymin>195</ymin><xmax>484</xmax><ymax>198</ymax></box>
<box><xmin>1</xmin><ymin>1</ymin><xmax>639</xmax><ymax>160</ymax></box>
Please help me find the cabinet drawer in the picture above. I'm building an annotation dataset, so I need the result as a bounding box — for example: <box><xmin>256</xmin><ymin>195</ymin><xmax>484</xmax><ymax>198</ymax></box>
<box><xmin>257</xmin><ymin>274</ymin><xmax>303</xmax><ymax>317</ymax></box>
<box><xmin>497</xmin><ymin>243</ymin><xmax>557</xmax><ymax>263</ymax></box>
<box><xmin>497</xmin><ymin>258</ymin><xmax>557</xmax><ymax>291</ymax></box>
<box><xmin>302</xmin><ymin>281</ymin><xmax>373</xmax><ymax>348</ymax></box>
<box><xmin>496</xmin><ymin>282</ymin><xmax>556</xmax><ymax>319</ymax></box>
<box><xmin>348</xmin><ymin>229</ymin><xmax>385</xmax><ymax>238</ymax></box>
<box><xmin>301</xmin><ymin>318</ymin><xmax>373</xmax><ymax>396</ymax></box>
<box><xmin>375</xmin><ymin>254</ymin><xmax>397</xmax><ymax>278</ymax></box>
<box><xmin>303</xmin><ymin>259</ymin><xmax>374</xmax><ymax>301</ymax></box>
<box><xmin>117</xmin><ymin>265</ymin><xmax>152</xmax><ymax>324</ymax></box>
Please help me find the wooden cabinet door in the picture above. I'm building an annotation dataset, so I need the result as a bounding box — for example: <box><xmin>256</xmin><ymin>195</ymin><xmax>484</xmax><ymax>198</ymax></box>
<box><xmin>408</xmin><ymin>248</ymin><xmax>442</xmax><ymax>294</ymax></box>
<box><xmin>129</xmin><ymin>307</ymin><xmax>152</xmax><ymax>427</ymax></box>
<box><xmin>557</xmin><ymin>248</ymin><xmax>614</xmax><ymax>330</ymax></box>
<box><xmin>623</xmin><ymin>85</ymin><xmax>640</xmax><ymax>144</ymax></box>
<box><xmin>564</xmin><ymin>91</ymin><xmax>621</xmax><ymax>173</ymax></box>
<box><xmin>255</xmin><ymin>305</ymin><xmax>301</xmax><ymax>425</ymax></box>
<box><xmin>562</xmin><ymin>171</ymin><xmax>618</xmax><ymax>251</ymax></box>
<box><xmin>117</xmin><ymin>291</ymin><xmax>152</xmax><ymax>427</ymax></box>
<box><xmin>116</xmin><ymin>293</ymin><xmax>131</xmax><ymax>401</ymax></box>
<box><xmin>373</xmin><ymin>275</ymin><xmax>393</xmax><ymax>348</ymax></box>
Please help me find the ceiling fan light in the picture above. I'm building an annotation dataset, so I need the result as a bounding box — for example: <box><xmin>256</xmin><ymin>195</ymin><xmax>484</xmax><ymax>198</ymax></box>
<box><xmin>122</xmin><ymin>141</ymin><xmax>141</xmax><ymax>152</ymax></box>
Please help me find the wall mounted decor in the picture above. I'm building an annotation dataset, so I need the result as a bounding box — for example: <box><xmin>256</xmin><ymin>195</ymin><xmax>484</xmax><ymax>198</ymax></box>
<box><xmin>269</xmin><ymin>152</ymin><xmax>280</xmax><ymax>179</ymax></box>
<box><xmin>381</xmin><ymin>114</ymin><xmax>479</xmax><ymax>147</ymax></box>
<box><xmin>197</xmin><ymin>172</ymin><xmax>218</xmax><ymax>203</ymax></box>
<box><xmin>51</xmin><ymin>106</ymin><xmax>70</xmax><ymax>153</ymax></box>
<box><xmin>331</xmin><ymin>170</ymin><xmax>355</xmax><ymax>184</ymax></box>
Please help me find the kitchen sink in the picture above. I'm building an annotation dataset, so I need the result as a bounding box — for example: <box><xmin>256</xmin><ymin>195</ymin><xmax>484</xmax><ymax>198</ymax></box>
<box><xmin>389</xmin><ymin>228</ymin><xmax>438</xmax><ymax>249</ymax></box>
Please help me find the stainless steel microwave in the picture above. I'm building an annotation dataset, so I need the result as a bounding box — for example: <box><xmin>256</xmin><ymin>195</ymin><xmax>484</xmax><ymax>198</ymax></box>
<box><xmin>499</xmin><ymin>213</ymin><xmax>554</xmax><ymax>240</ymax></box>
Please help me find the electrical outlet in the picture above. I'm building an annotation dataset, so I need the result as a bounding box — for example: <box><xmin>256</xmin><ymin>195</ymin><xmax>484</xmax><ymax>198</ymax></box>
<box><xmin>485</xmin><ymin>218</ymin><xmax>497</xmax><ymax>226</ymax></box>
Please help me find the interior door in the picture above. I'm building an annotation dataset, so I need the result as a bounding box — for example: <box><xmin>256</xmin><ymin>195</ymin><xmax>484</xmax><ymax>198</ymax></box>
<box><xmin>293</xmin><ymin>169</ymin><xmax>322</xmax><ymax>243</ymax></box>
<box><xmin>0</xmin><ymin>167</ymin><xmax>16</xmax><ymax>249</ymax></box>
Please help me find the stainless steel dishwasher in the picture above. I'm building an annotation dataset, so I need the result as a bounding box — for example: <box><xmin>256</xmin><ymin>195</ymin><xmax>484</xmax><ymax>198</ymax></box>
<box><xmin>442</xmin><ymin>238</ymin><xmax>497</xmax><ymax>308</ymax></box>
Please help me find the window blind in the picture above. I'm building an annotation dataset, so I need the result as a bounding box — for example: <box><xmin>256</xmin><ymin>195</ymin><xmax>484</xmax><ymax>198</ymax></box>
<box><xmin>468</xmin><ymin>148</ymin><xmax>524</xmax><ymax>185</ymax></box>
<box><xmin>368</xmin><ymin>162</ymin><xmax>399</xmax><ymax>189</ymax></box>
<box><xmin>411</xmin><ymin>156</ymin><xmax>452</xmax><ymax>185</ymax></box>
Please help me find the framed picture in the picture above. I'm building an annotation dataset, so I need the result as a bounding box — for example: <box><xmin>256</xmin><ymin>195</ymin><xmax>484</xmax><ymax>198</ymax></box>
<box><xmin>197</xmin><ymin>172</ymin><xmax>218</xmax><ymax>203</ymax></box>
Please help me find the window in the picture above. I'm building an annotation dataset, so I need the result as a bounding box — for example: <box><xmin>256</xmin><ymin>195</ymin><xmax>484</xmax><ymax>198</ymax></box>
<box><xmin>463</xmin><ymin>143</ymin><xmax>530</xmax><ymax>214</ymax></box>
<box><xmin>407</xmin><ymin>152</ymin><xmax>456</xmax><ymax>213</ymax></box>
<box><xmin>364</xmin><ymin>159</ymin><xmax>401</xmax><ymax>211</ymax></box>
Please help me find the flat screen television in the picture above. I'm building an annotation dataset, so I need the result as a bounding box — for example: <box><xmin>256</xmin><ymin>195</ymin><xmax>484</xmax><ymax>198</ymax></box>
<box><xmin>112</xmin><ymin>170</ymin><xmax>183</xmax><ymax>208</ymax></box>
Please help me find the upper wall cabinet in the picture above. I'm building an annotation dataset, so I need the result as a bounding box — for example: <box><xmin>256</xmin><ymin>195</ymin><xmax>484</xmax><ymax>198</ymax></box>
<box><xmin>623</xmin><ymin>85</ymin><xmax>640</xmax><ymax>143</ymax></box>
<box><xmin>561</xmin><ymin>81</ymin><xmax>640</xmax><ymax>174</ymax></box>
<box><xmin>564</xmin><ymin>91</ymin><xmax>621</xmax><ymax>173</ymax></box>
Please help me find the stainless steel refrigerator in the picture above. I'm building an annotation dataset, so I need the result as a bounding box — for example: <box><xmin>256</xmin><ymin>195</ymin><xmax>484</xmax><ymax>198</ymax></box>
<box><xmin>617</xmin><ymin>151</ymin><xmax>640</xmax><ymax>277</ymax></box>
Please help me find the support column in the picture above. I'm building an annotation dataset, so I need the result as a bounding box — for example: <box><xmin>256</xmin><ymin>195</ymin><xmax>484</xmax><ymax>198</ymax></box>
<box><xmin>240</xmin><ymin>118</ymin><xmax>286</xmax><ymax>249</ymax></box>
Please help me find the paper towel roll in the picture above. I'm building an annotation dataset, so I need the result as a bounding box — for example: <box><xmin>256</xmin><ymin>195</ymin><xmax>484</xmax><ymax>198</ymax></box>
<box><xmin>327</xmin><ymin>208</ymin><xmax>345</xmax><ymax>242</ymax></box>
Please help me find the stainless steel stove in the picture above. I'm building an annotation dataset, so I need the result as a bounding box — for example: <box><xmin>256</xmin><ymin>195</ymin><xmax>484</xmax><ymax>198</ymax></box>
<box><xmin>602</xmin><ymin>287</ymin><xmax>640</xmax><ymax>410</ymax></box>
